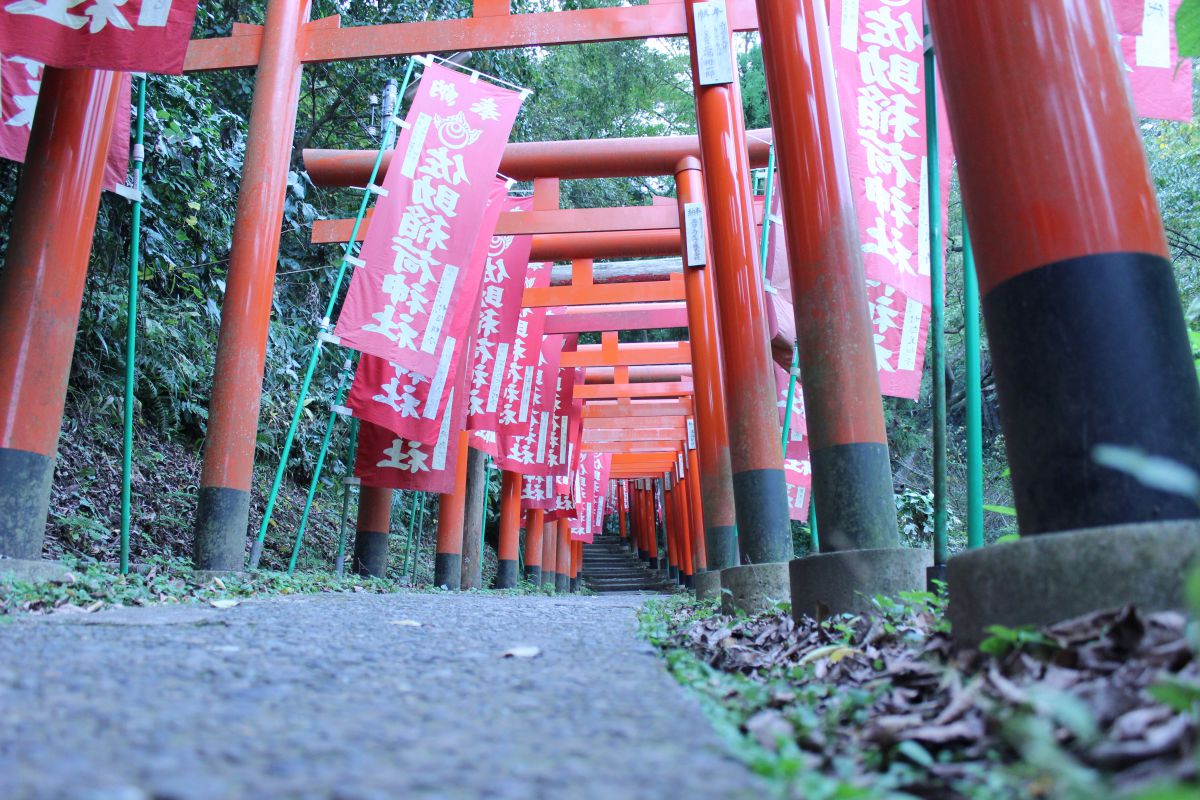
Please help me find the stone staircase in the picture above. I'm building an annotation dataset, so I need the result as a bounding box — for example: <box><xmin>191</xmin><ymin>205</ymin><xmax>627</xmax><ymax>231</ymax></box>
<box><xmin>581</xmin><ymin>533</ymin><xmax>677</xmax><ymax>593</ymax></box>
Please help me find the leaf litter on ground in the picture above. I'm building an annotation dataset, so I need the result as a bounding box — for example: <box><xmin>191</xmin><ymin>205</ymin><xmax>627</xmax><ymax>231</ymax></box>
<box><xmin>650</xmin><ymin>595</ymin><xmax>1197</xmax><ymax>798</ymax></box>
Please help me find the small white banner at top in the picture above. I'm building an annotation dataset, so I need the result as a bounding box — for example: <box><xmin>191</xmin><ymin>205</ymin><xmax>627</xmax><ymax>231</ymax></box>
<box><xmin>686</xmin><ymin>418</ymin><xmax>697</xmax><ymax>450</ymax></box>
<box><xmin>693</xmin><ymin>1</ymin><xmax>734</xmax><ymax>86</ymax></box>
<box><xmin>683</xmin><ymin>202</ymin><xmax>708</xmax><ymax>267</ymax></box>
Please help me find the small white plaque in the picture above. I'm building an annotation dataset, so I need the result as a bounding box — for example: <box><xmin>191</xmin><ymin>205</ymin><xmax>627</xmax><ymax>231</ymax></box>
<box><xmin>693</xmin><ymin>1</ymin><xmax>735</xmax><ymax>86</ymax></box>
<box><xmin>683</xmin><ymin>202</ymin><xmax>707</xmax><ymax>267</ymax></box>
<box><xmin>686</xmin><ymin>418</ymin><xmax>697</xmax><ymax>450</ymax></box>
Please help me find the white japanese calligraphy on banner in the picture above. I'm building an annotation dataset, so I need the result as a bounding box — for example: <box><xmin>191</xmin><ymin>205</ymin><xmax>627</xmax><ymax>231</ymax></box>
<box><xmin>829</xmin><ymin>0</ymin><xmax>953</xmax><ymax>401</ymax></box>
<box><xmin>467</xmin><ymin>197</ymin><xmax>534</xmax><ymax>432</ymax></box>
<box><xmin>0</xmin><ymin>0</ymin><xmax>198</xmax><ymax>74</ymax></box>
<box><xmin>336</xmin><ymin>62</ymin><xmax>526</xmax><ymax>385</ymax></box>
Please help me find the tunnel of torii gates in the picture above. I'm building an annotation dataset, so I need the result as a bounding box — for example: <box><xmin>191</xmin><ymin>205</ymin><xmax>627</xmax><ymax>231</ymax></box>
<box><xmin>1</xmin><ymin>0</ymin><xmax>1199</xmax><ymax>641</ymax></box>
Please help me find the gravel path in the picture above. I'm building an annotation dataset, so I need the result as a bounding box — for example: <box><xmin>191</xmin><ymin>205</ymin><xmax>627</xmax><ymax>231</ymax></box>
<box><xmin>0</xmin><ymin>592</ymin><xmax>762</xmax><ymax>800</ymax></box>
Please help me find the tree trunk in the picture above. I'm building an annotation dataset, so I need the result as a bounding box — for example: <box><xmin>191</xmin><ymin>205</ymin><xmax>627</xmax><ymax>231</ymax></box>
<box><xmin>460</xmin><ymin>447</ymin><xmax>488</xmax><ymax>590</ymax></box>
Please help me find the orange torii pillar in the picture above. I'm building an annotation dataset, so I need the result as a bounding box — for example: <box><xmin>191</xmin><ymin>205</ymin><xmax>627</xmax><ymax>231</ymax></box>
<box><xmin>687</xmin><ymin>447</ymin><xmax>708</xmax><ymax>573</ymax></box>
<box><xmin>353</xmin><ymin>486</ymin><xmax>392</xmax><ymax>578</ymax></box>
<box><xmin>675</xmin><ymin>159</ymin><xmax>737</xmax><ymax>596</ymax></box>
<box><xmin>434</xmin><ymin>432</ymin><xmax>471</xmax><ymax>590</ymax></box>
<box><xmin>617</xmin><ymin>484</ymin><xmax>630</xmax><ymax>546</ymax></box>
<box><xmin>633</xmin><ymin>483</ymin><xmax>650</xmax><ymax>564</ymax></box>
<box><xmin>929</xmin><ymin>0</ymin><xmax>1200</xmax><ymax>642</ymax></box>
<box><xmin>684</xmin><ymin>0</ymin><xmax>793</xmax><ymax>608</ymax></box>
<box><xmin>571</xmin><ymin>539</ymin><xmax>582</xmax><ymax>592</ymax></box>
<box><xmin>677</xmin><ymin>468</ymin><xmax>696</xmax><ymax>588</ymax></box>
<box><xmin>664</xmin><ymin>478</ymin><xmax>680</xmax><ymax>583</ymax></box>
<box><xmin>495</xmin><ymin>471</ymin><xmax>523</xmax><ymax>589</ymax></box>
<box><xmin>0</xmin><ymin>68</ymin><xmax>122</xmax><ymax>561</ymax></box>
<box><xmin>193</xmin><ymin>0</ymin><xmax>312</xmax><ymax>570</ymax></box>
<box><xmin>541</xmin><ymin>520</ymin><xmax>558</xmax><ymax>590</ymax></box>
<box><xmin>524</xmin><ymin>508</ymin><xmax>545</xmax><ymax>585</ymax></box>
<box><xmin>756</xmin><ymin>0</ymin><xmax>922</xmax><ymax>618</ymax></box>
<box><xmin>556</xmin><ymin>519</ymin><xmax>571</xmax><ymax>593</ymax></box>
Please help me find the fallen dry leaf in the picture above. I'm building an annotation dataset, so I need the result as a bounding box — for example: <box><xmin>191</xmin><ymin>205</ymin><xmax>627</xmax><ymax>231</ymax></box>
<box><xmin>209</xmin><ymin>599</ymin><xmax>239</xmax><ymax>609</ymax></box>
<box><xmin>389</xmin><ymin>619</ymin><xmax>423</xmax><ymax>627</ymax></box>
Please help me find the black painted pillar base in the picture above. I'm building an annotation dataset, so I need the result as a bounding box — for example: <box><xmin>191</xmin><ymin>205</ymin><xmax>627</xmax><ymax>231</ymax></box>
<box><xmin>669</xmin><ymin>565</ymin><xmax>679</xmax><ymax>581</ymax></box>
<box><xmin>353</xmin><ymin>530</ymin><xmax>388</xmax><ymax>578</ymax></box>
<box><xmin>0</xmin><ymin>447</ymin><xmax>54</xmax><ymax>560</ymax></box>
<box><xmin>541</xmin><ymin>571</ymin><xmax>557</xmax><ymax>591</ymax></box>
<box><xmin>810</xmin><ymin>442</ymin><xmax>898</xmax><ymax>553</ymax></box>
<box><xmin>555</xmin><ymin>572</ymin><xmax>569</xmax><ymax>593</ymax></box>
<box><xmin>523</xmin><ymin>565</ymin><xmax>541</xmax><ymax>585</ymax></box>
<box><xmin>926</xmin><ymin>563</ymin><xmax>948</xmax><ymax>593</ymax></box>
<box><xmin>983</xmin><ymin>253</ymin><xmax>1200</xmax><ymax>534</ymax></box>
<box><xmin>193</xmin><ymin>485</ymin><xmax>251</xmax><ymax>571</ymax></box>
<box><xmin>638</xmin><ymin>549</ymin><xmax>650</xmax><ymax>564</ymax></box>
<box><xmin>704</xmin><ymin>524</ymin><xmax>738</xmax><ymax>572</ymax></box>
<box><xmin>683</xmin><ymin>574</ymin><xmax>693</xmax><ymax>589</ymax></box>
<box><xmin>495</xmin><ymin>559</ymin><xmax>519</xmax><ymax>589</ymax></box>
<box><xmin>730</xmin><ymin>468</ymin><xmax>793</xmax><ymax>564</ymax></box>
<box><xmin>434</xmin><ymin>552</ymin><xmax>462</xmax><ymax>590</ymax></box>
<box><xmin>570</xmin><ymin>577</ymin><xmax>579</xmax><ymax>592</ymax></box>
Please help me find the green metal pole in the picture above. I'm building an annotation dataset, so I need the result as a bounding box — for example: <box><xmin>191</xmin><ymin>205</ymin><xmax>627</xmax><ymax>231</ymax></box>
<box><xmin>808</xmin><ymin>501</ymin><xmax>818</xmax><ymax>553</ymax></box>
<box><xmin>759</xmin><ymin>143</ymin><xmax>776</xmax><ymax>280</ymax></box>
<box><xmin>925</xmin><ymin>32</ymin><xmax>948</xmax><ymax>567</ymax></box>
<box><xmin>410</xmin><ymin>494</ymin><xmax>426</xmax><ymax>584</ymax></box>
<box><xmin>119</xmin><ymin>76</ymin><xmax>149</xmax><ymax>576</ymax></box>
<box><xmin>781</xmin><ymin>346</ymin><xmax>799</xmax><ymax>449</ymax></box>
<box><xmin>334</xmin><ymin>418</ymin><xmax>359</xmax><ymax>577</ymax></box>
<box><xmin>964</xmin><ymin>220</ymin><xmax>985</xmax><ymax>549</ymax></box>
<box><xmin>286</xmin><ymin>363</ymin><xmax>354</xmax><ymax>575</ymax></box>
<box><xmin>252</xmin><ymin>62</ymin><xmax>417</xmax><ymax>569</ymax></box>
<box><xmin>401</xmin><ymin>491</ymin><xmax>419</xmax><ymax>578</ymax></box>
<box><xmin>480</xmin><ymin>456</ymin><xmax>491</xmax><ymax>559</ymax></box>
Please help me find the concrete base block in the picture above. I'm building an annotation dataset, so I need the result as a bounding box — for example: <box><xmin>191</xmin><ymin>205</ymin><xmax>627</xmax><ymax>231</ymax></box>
<box><xmin>693</xmin><ymin>569</ymin><xmax>721</xmax><ymax>601</ymax></box>
<box><xmin>948</xmin><ymin>520</ymin><xmax>1200</xmax><ymax>647</ymax></box>
<box><xmin>790</xmin><ymin>548</ymin><xmax>931</xmax><ymax>621</ymax></box>
<box><xmin>0</xmin><ymin>558</ymin><xmax>72</xmax><ymax>583</ymax></box>
<box><xmin>720</xmin><ymin>562</ymin><xmax>790</xmax><ymax>616</ymax></box>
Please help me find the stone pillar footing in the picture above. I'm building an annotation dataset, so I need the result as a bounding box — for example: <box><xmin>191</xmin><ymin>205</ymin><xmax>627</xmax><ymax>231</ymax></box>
<box><xmin>790</xmin><ymin>548</ymin><xmax>930</xmax><ymax>621</ymax></box>
<box><xmin>948</xmin><ymin>520</ymin><xmax>1200</xmax><ymax>647</ymax></box>
<box><xmin>693</xmin><ymin>569</ymin><xmax>721</xmax><ymax>601</ymax></box>
<box><xmin>720</xmin><ymin>562</ymin><xmax>790</xmax><ymax>615</ymax></box>
<box><xmin>926</xmin><ymin>563</ymin><xmax>948</xmax><ymax>592</ymax></box>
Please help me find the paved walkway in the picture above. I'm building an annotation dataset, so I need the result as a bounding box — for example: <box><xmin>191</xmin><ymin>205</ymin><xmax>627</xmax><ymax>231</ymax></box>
<box><xmin>0</xmin><ymin>592</ymin><xmax>761</xmax><ymax>800</ymax></box>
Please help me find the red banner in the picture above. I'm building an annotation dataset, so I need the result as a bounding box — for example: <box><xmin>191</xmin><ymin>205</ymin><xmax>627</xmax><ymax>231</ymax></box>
<box><xmin>335</xmin><ymin>62</ymin><xmax>526</xmax><ymax>380</ymax></box>
<box><xmin>344</xmin><ymin>179</ymin><xmax>509</xmax><ymax>445</ymax></box>
<box><xmin>520</xmin><ymin>473</ymin><xmax>554</xmax><ymax>511</ymax></box>
<box><xmin>0</xmin><ymin>0</ymin><xmax>198</xmax><ymax>74</ymax></box>
<box><xmin>496</xmin><ymin>261</ymin><xmax>552</xmax><ymax>435</ymax></box>
<box><xmin>544</xmin><ymin>361</ymin><xmax>582</xmax><ymax>478</ymax></box>
<box><xmin>494</xmin><ymin>333</ymin><xmax>564</xmax><ymax>475</ymax></box>
<box><xmin>829</xmin><ymin>0</ymin><xmax>953</xmax><ymax>402</ymax></box>
<box><xmin>467</xmin><ymin>195</ymin><xmax>534</xmax><ymax>432</ymax></box>
<box><xmin>0</xmin><ymin>55</ymin><xmax>130</xmax><ymax>190</ymax></box>
<box><xmin>353</xmin><ymin>362</ymin><xmax>469</xmax><ymax>495</ymax></box>
<box><xmin>1114</xmin><ymin>0</ymin><xmax>1193</xmax><ymax>122</ymax></box>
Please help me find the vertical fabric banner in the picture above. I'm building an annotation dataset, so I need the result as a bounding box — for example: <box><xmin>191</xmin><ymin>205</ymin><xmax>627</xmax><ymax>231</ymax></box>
<box><xmin>467</xmin><ymin>196</ymin><xmax>535</xmax><ymax>431</ymax></box>
<box><xmin>1113</xmin><ymin>0</ymin><xmax>1193</xmax><ymax>122</ymax></box>
<box><xmin>0</xmin><ymin>55</ymin><xmax>131</xmax><ymax>191</ymax></box>
<box><xmin>829</xmin><ymin>0</ymin><xmax>953</xmax><ymax>401</ymax></box>
<box><xmin>520</xmin><ymin>473</ymin><xmax>554</xmax><ymax>511</ymax></box>
<box><xmin>353</xmin><ymin>347</ymin><xmax>471</xmax><ymax>495</ymax></box>
<box><xmin>345</xmin><ymin>179</ymin><xmax>509</xmax><ymax>445</ymax></box>
<box><xmin>495</xmin><ymin>333</ymin><xmax>564</xmax><ymax>475</ymax></box>
<box><xmin>545</xmin><ymin>352</ymin><xmax>581</xmax><ymax>478</ymax></box>
<box><xmin>336</xmin><ymin>62</ymin><xmax>526</xmax><ymax>380</ymax></box>
<box><xmin>496</xmin><ymin>261</ymin><xmax>553</xmax><ymax>435</ymax></box>
<box><xmin>0</xmin><ymin>0</ymin><xmax>198</xmax><ymax>74</ymax></box>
